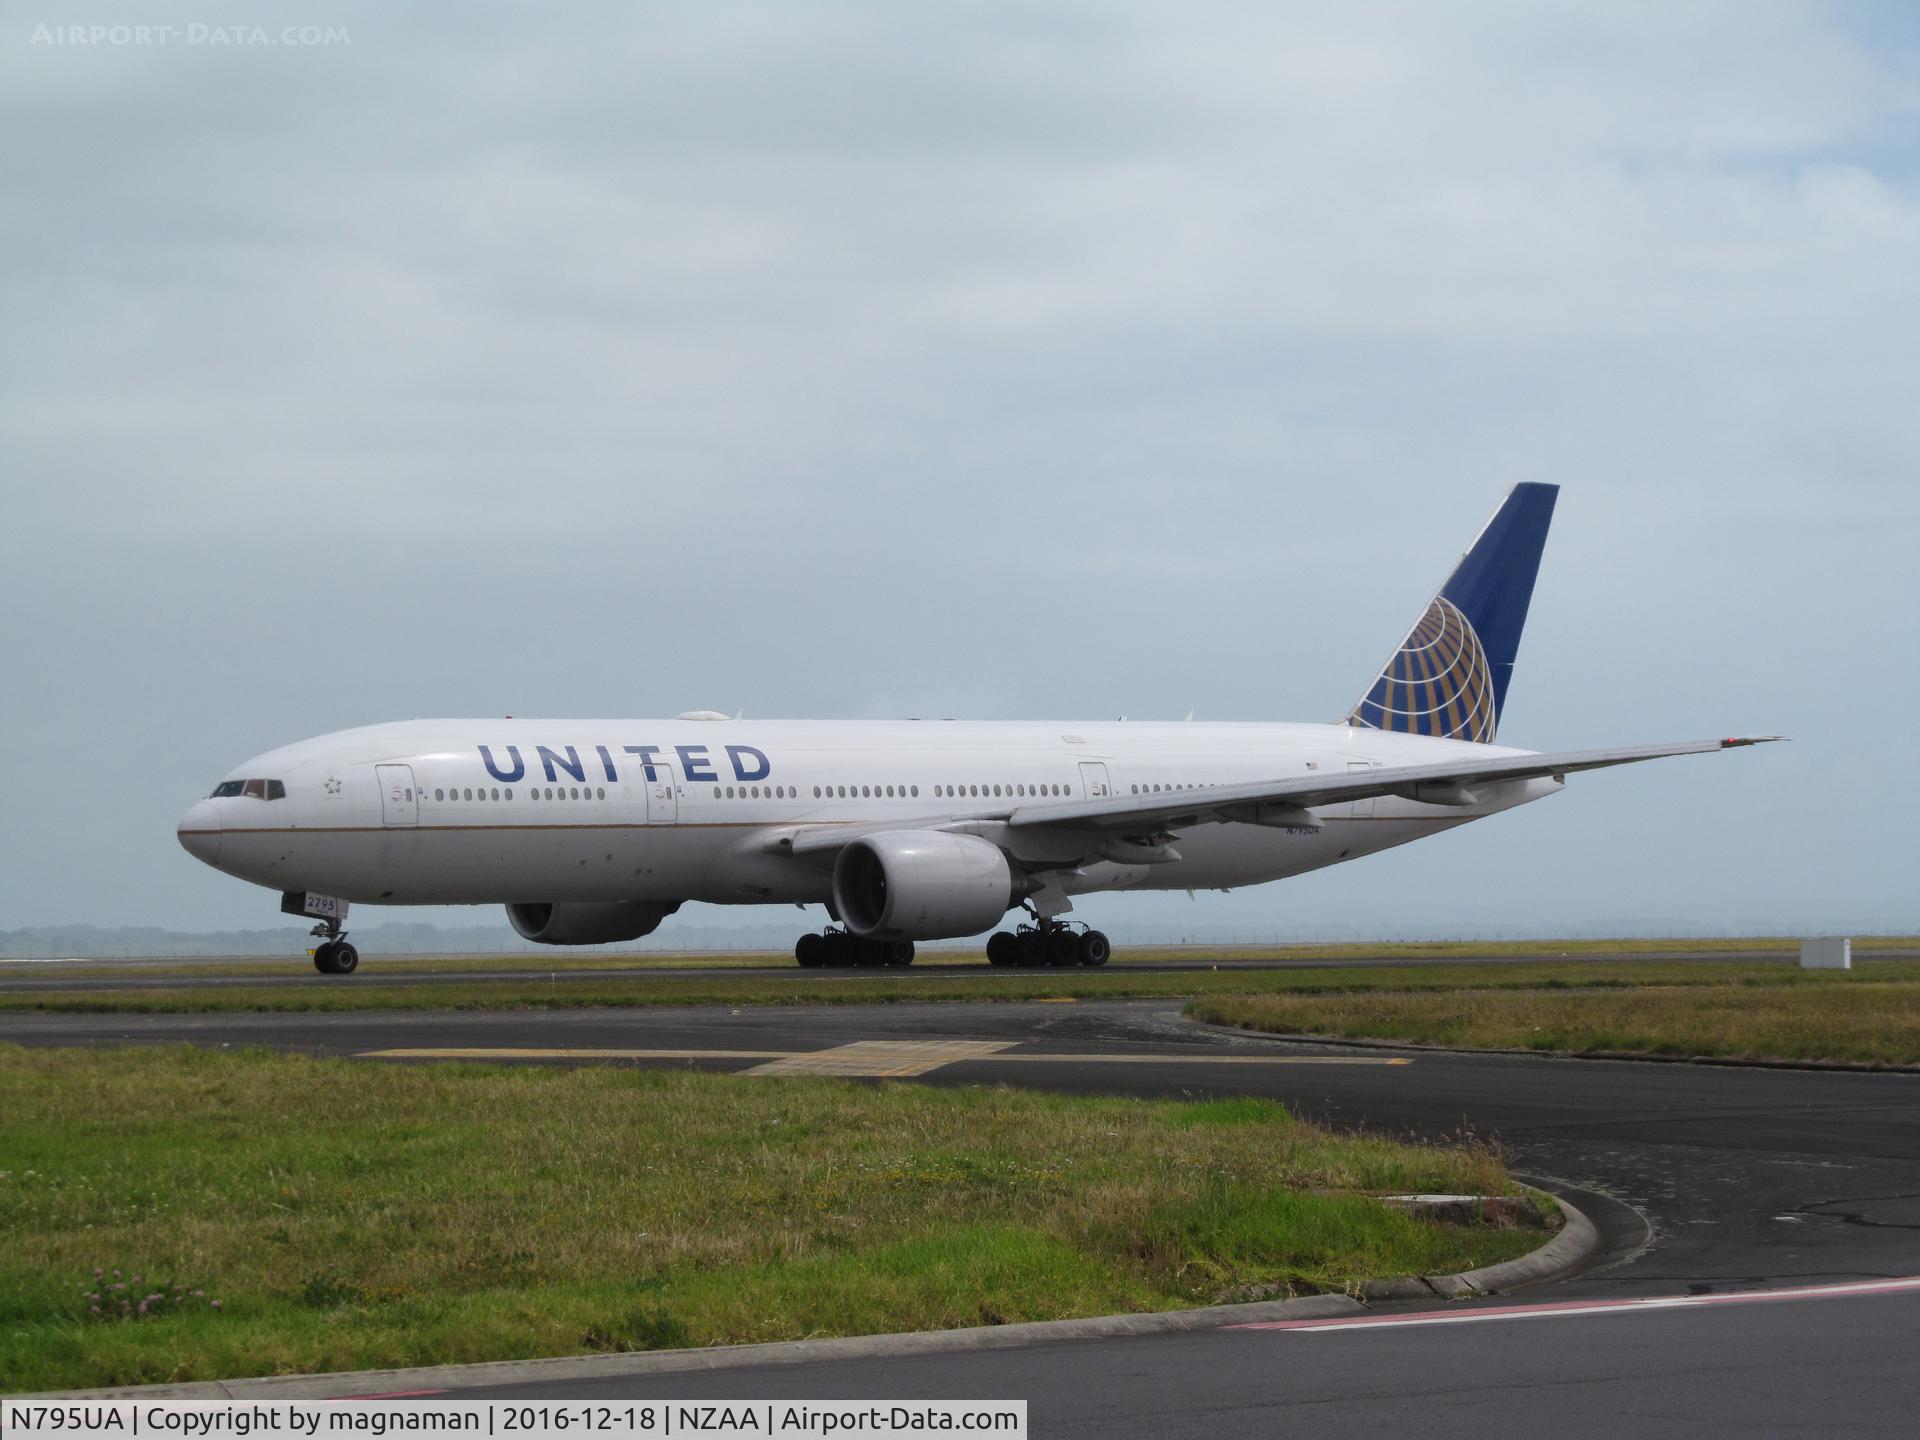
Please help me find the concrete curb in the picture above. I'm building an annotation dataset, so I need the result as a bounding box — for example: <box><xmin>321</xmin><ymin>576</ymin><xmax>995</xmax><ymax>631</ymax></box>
<box><xmin>28</xmin><ymin>1191</ymin><xmax>1598</xmax><ymax>1401</ymax></box>
<box><xmin>1181</xmin><ymin>1015</ymin><xmax>1920</xmax><ymax>1075</ymax></box>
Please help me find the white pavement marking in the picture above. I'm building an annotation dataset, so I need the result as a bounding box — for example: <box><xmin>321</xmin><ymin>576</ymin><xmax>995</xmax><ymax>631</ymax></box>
<box><xmin>1232</xmin><ymin>1275</ymin><xmax>1920</xmax><ymax>1333</ymax></box>
<box><xmin>360</xmin><ymin>1043</ymin><xmax>1415</xmax><ymax>1076</ymax></box>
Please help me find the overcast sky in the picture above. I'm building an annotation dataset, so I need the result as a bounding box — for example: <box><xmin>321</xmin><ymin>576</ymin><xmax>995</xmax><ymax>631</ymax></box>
<box><xmin>2</xmin><ymin>1</ymin><xmax>1915</xmax><ymax>940</ymax></box>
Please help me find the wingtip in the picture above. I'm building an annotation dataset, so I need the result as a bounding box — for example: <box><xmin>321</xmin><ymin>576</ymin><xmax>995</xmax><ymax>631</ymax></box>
<box><xmin>1720</xmin><ymin>735</ymin><xmax>1787</xmax><ymax>748</ymax></box>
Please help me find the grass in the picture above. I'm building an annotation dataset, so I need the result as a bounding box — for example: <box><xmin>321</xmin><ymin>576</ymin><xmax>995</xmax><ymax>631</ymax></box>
<box><xmin>7</xmin><ymin>957</ymin><xmax>1920</xmax><ymax>1017</ymax></box>
<box><xmin>1190</xmin><ymin>982</ymin><xmax>1920</xmax><ymax>1066</ymax></box>
<box><xmin>0</xmin><ymin>1045</ymin><xmax>1541</xmax><ymax>1394</ymax></box>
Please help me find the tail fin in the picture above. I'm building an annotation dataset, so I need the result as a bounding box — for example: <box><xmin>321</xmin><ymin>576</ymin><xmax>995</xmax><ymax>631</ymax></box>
<box><xmin>1347</xmin><ymin>483</ymin><xmax>1558</xmax><ymax>744</ymax></box>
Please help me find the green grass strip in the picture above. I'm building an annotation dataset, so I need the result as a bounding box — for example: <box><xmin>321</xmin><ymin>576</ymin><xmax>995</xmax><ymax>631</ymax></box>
<box><xmin>1189</xmin><ymin>981</ymin><xmax>1920</xmax><ymax>1066</ymax></box>
<box><xmin>7</xmin><ymin>958</ymin><xmax>1920</xmax><ymax>1016</ymax></box>
<box><xmin>0</xmin><ymin>1045</ymin><xmax>1540</xmax><ymax>1392</ymax></box>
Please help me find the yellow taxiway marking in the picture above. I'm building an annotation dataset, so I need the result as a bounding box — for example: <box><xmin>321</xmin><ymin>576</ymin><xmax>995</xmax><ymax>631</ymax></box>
<box><xmin>986</xmin><ymin>1054</ymin><xmax>1412</xmax><ymax>1066</ymax></box>
<box><xmin>361</xmin><ymin>1048</ymin><xmax>789</xmax><ymax>1062</ymax></box>
<box><xmin>360</xmin><ymin>1044</ymin><xmax>1411</xmax><ymax>1073</ymax></box>
<box><xmin>745</xmin><ymin>1040</ymin><xmax>1018</xmax><ymax>1077</ymax></box>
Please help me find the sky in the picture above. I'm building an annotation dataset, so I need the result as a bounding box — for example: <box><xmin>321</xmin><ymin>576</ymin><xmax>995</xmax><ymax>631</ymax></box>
<box><xmin>2</xmin><ymin>1</ymin><xmax>1916</xmax><ymax>940</ymax></box>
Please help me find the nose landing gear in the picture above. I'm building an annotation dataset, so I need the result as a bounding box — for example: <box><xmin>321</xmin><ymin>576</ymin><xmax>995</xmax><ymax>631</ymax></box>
<box><xmin>309</xmin><ymin>919</ymin><xmax>359</xmax><ymax>975</ymax></box>
<box><xmin>986</xmin><ymin>917</ymin><xmax>1110</xmax><ymax>968</ymax></box>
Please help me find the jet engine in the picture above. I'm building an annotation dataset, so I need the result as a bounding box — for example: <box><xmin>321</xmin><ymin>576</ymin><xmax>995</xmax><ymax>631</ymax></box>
<box><xmin>831</xmin><ymin>830</ymin><xmax>1015</xmax><ymax>941</ymax></box>
<box><xmin>506</xmin><ymin>900</ymin><xmax>681</xmax><ymax>946</ymax></box>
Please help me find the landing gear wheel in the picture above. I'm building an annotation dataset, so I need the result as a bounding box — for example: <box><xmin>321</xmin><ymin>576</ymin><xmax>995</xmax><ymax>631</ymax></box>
<box><xmin>331</xmin><ymin>942</ymin><xmax>359</xmax><ymax>975</ymax></box>
<box><xmin>312</xmin><ymin>942</ymin><xmax>339</xmax><ymax>975</ymax></box>
<box><xmin>853</xmin><ymin>938</ymin><xmax>887</xmax><ymax>968</ymax></box>
<box><xmin>1046</xmin><ymin>928</ymin><xmax>1081</xmax><ymax>967</ymax></box>
<box><xmin>986</xmin><ymin>932</ymin><xmax>1018</xmax><ymax>968</ymax></box>
<box><xmin>795</xmin><ymin>933</ymin><xmax>826</xmax><ymax>968</ymax></box>
<box><xmin>1077</xmin><ymin>930</ymin><xmax>1111</xmax><ymax>967</ymax></box>
<box><xmin>824</xmin><ymin>931</ymin><xmax>854</xmax><ymax>967</ymax></box>
<box><xmin>883</xmin><ymin>940</ymin><xmax>915</xmax><ymax>968</ymax></box>
<box><xmin>1016</xmin><ymin>930</ymin><xmax>1047</xmax><ymax>968</ymax></box>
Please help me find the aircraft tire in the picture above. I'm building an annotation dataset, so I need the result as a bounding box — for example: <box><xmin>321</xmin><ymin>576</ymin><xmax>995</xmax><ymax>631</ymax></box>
<box><xmin>986</xmin><ymin>932</ymin><xmax>1018</xmax><ymax>967</ymax></box>
<box><xmin>331</xmin><ymin>942</ymin><xmax>359</xmax><ymax>975</ymax></box>
<box><xmin>1016</xmin><ymin>931</ymin><xmax>1047</xmax><ymax>968</ymax></box>
<box><xmin>795</xmin><ymin>933</ymin><xmax>826</xmax><ymax>968</ymax></box>
<box><xmin>884</xmin><ymin>940</ymin><xmax>915</xmax><ymax>967</ymax></box>
<box><xmin>1046</xmin><ymin>929</ymin><xmax>1080</xmax><ymax>967</ymax></box>
<box><xmin>1077</xmin><ymin>930</ymin><xmax>1111</xmax><ymax>967</ymax></box>
<box><xmin>853</xmin><ymin>938</ymin><xmax>888</xmax><ymax>968</ymax></box>
<box><xmin>312</xmin><ymin>943</ymin><xmax>338</xmax><ymax>975</ymax></box>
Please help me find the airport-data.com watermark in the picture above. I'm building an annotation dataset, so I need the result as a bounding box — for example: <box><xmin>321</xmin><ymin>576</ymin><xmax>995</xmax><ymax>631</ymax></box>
<box><xmin>30</xmin><ymin>21</ymin><xmax>351</xmax><ymax>48</ymax></box>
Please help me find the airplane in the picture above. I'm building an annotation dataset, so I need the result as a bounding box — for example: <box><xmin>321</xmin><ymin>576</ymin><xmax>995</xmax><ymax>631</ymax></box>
<box><xmin>177</xmin><ymin>484</ymin><xmax>1776</xmax><ymax>974</ymax></box>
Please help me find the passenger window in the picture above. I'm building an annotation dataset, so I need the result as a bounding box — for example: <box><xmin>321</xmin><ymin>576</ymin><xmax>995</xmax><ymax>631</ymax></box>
<box><xmin>505</xmin><ymin>788</ymin><xmax>513</xmax><ymax>801</ymax></box>
<box><xmin>435</xmin><ymin>789</ymin><xmax>444</xmax><ymax>801</ymax></box>
<box><xmin>597</xmin><ymin>787</ymin><xmax>606</xmax><ymax>800</ymax></box>
<box><xmin>910</xmin><ymin>785</ymin><xmax>918</xmax><ymax>797</ymax></box>
<box><xmin>464</xmin><ymin>788</ymin><xmax>473</xmax><ymax>801</ymax></box>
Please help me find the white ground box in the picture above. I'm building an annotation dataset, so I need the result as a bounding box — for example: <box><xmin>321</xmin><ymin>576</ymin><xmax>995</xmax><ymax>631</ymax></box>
<box><xmin>1800</xmin><ymin>937</ymin><xmax>1852</xmax><ymax>970</ymax></box>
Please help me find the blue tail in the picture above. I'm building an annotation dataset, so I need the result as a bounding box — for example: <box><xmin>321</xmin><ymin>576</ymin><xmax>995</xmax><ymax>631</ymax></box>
<box><xmin>1347</xmin><ymin>483</ymin><xmax>1558</xmax><ymax>743</ymax></box>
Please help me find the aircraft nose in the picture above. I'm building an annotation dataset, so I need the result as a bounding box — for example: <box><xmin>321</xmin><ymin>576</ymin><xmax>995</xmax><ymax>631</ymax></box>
<box><xmin>177</xmin><ymin>800</ymin><xmax>224</xmax><ymax>864</ymax></box>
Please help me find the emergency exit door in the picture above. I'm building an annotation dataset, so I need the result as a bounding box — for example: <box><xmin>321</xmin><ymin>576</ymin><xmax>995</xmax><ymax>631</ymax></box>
<box><xmin>1078</xmin><ymin>761</ymin><xmax>1112</xmax><ymax>799</ymax></box>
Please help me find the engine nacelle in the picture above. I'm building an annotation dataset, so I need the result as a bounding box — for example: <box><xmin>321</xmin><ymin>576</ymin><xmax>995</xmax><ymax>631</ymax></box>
<box><xmin>832</xmin><ymin>830</ymin><xmax>1015</xmax><ymax>941</ymax></box>
<box><xmin>506</xmin><ymin>900</ymin><xmax>681</xmax><ymax>946</ymax></box>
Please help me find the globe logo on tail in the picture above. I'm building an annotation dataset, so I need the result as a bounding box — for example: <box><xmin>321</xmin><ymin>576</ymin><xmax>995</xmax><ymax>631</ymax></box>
<box><xmin>1348</xmin><ymin>596</ymin><xmax>1497</xmax><ymax>744</ymax></box>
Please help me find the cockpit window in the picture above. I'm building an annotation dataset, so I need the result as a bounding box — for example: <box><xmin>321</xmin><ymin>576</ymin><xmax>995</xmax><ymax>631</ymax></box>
<box><xmin>211</xmin><ymin>779</ymin><xmax>285</xmax><ymax>800</ymax></box>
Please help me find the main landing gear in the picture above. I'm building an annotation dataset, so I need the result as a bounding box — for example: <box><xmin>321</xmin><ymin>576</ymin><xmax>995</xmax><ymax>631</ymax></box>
<box><xmin>795</xmin><ymin>929</ymin><xmax>916</xmax><ymax>969</ymax></box>
<box><xmin>985</xmin><ymin>918</ymin><xmax>1110</xmax><ymax>969</ymax></box>
<box><xmin>309</xmin><ymin>917</ymin><xmax>359</xmax><ymax>976</ymax></box>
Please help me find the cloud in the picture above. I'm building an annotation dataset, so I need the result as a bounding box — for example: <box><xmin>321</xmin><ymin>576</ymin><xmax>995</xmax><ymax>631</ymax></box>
<box><xmin>1</xmin><ymin>1</ymin><xmax>1914</xmax><ymax>932</ymax></box>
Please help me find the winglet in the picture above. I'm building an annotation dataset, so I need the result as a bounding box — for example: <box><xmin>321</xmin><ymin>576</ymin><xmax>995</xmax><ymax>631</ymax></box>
<box><xmin>1720</xmin><ymin>735</ymin><xmax>1785</xmax><ymax>748</ymax></box>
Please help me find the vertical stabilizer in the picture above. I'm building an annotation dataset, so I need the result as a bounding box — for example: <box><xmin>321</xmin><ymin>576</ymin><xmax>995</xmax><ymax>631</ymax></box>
<box><xmin>1347</xmin><ymin>483</ymin><xmax>1558</xmax><ymax>743</ymax></box>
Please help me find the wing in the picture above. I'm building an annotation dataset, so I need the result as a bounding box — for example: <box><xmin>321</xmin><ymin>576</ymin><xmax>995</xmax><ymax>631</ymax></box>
<box><xmin>775</xmin><ymin>736</ymin><xmax>1781</xmax><ymax>861</ymax></box>
<box><xmin>1008</xmin><ymin>737</ymin><xmax>1782</xmax><ymax>835</ymax></box>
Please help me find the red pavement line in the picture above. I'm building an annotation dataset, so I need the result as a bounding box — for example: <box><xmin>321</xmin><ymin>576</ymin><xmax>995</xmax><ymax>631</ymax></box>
<box><xmin>1231</xmin><ymin>1275</ymin><xmax>1920</xmax><ymax>1333</ymax></box>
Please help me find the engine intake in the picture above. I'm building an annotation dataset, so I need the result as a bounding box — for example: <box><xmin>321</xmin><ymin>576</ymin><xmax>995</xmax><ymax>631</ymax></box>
<box><xmin>832</xmin><ymin>830</ymin><xmax>1015</xmax><ymax>941</ymax></box>
<box><xmin>506</xmin><ymin>900</ymin><xmax>681</xmax><ymax>946</ymax></box>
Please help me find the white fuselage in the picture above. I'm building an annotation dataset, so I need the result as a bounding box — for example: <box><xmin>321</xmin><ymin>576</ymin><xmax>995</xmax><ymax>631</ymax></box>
<box><xmin>176</xmin><ymin>718</ymin><xmax>1561</xmax><ymax>913</ymax></box>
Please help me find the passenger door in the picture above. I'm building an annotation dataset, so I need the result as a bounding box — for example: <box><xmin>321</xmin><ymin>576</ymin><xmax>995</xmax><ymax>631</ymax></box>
<box><xmin>646</xmin><ymin>758</ymin><xmax>680</xmax><ymax>823</ymax></box>
<box><xmin>1345</xmin><ymin>760</ymin><xmax>1378</xmax><ymax>818</ymax></box>
<box><xmin>376</xmin><ymin>764</ymin><xmax>419</xmax><ymax>827</ymax></box>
